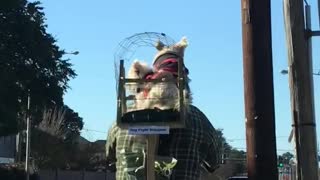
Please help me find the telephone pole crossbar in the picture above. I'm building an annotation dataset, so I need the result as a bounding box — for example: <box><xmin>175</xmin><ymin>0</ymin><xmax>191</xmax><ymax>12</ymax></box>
<box><xmin>311</xmin><ymin>31</ymin><xmax>320</xmax><ymax>36</ymax></box>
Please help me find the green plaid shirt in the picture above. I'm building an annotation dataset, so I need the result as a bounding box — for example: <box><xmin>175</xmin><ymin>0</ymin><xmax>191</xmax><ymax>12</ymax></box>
<box><xmin>106</xmin><ymin>105</ymin><xmax>221</xmax><ymax>180</ymax></box>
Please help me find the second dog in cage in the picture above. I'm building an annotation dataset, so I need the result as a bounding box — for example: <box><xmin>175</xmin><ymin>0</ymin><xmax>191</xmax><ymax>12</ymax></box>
<box><xmin>127</xmin><ymin>37</ymin><xmax>192</xmax><ymax>111</ymax></box>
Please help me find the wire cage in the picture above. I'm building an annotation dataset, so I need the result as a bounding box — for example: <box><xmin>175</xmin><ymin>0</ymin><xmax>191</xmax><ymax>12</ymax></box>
<box><xmin>114</xmin><ymin>32</ymin><xmax>188</xmax><ymax>128</ymax></box>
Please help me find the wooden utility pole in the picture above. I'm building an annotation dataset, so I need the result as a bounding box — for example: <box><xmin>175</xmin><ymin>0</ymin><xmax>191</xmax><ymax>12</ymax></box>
<box><xmin>283</xmin><ymin>0</ymin><xmax>319</xmax><ymax>179</ymax></box>
<box><xmin>241</xmin><ymin>0</ymin><xmax>278</xmax><ymax>179</ymax></box>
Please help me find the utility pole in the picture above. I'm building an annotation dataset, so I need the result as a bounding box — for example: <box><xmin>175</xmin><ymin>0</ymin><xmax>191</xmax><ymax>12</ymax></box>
<box><xmin>283</xmin><ymin>0</ymin><xmax>319</xmax><ymax>179</ymax></box>
<box><xmin>241</xmin><ymin>0</ymin><xmax>278</xmax><ymax>179</ymax></box>
<box><xmin>25</xmin><ymin>90</ymin><xmax>31</xmax><ymax>180</ymax></box>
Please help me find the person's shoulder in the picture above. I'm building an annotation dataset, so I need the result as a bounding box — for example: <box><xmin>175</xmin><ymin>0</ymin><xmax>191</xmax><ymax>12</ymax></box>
<box><xmin>189</xmin><ymin>105</ymin><xmax>208</xmax><ymax>120</ymax></box>
<box><xmin>189</xmin><ymin>105</ymin><xmax>200</xmax><ymax>113</ymax></box>
<box><xmin>188</xmin><ymin>105</ymin><xmax>215</xmax><ymax>128</ymax></box>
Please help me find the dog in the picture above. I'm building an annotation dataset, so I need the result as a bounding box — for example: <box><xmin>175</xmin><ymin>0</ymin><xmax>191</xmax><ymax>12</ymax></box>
<box><xmin>126</xmin><ymin>37</ymin><xmax>192</xmax><ymax>111</ymax></box>
<box><xmin>126</xmin><ymin>59</ymin><xmax>153</xmax><ymax>94</ymax></box>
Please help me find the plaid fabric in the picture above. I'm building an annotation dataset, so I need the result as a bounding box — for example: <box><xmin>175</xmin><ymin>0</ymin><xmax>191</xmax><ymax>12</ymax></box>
<box><xmin>106</xmin><ymin>105</ymin><xmax>221</xmax><ymax>180</ymax></box>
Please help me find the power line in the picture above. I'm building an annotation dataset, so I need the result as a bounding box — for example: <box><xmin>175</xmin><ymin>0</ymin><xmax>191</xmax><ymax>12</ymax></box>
<box><xmin>82</xmin><ymin>128</ymin><xmax>107</xmax><ymax>134</ymax></box>
<box><xmin>83</xmin><ymin>129</ymin><xmax>94</xmax><ymax>141</ymax></box>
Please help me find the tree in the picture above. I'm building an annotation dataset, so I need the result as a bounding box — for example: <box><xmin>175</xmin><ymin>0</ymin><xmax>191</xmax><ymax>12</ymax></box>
<box><xmin>215</xmin><ymin>128</ymin><xmax>232</xmax><ymax>155</ymax></box>
<box><xmin>216</xmin><ymin>129</ymin><xmax>246</xmax><ymax>172</ymax></box>
<box><xmin>279</xmin><ymin>152</ymin><xmax>294</xmax><ymax>165</ymax></box>
<box><xmin>228</xmin><ymin>148</ymin><xmax>247</xmax><ymax>174</ymax></box>
<box><xmin>31</xmin><ymin>106</ymin><xmax>83</xmax><ymax>169</ymax></box>
<box><xmin>0</xmin><ymin>0</ymin><xmax>76</xmax><ymax>136</ymax></box>
<box><xmin>202</xmin><ymin>129</ymin><xmax>247</xmax><ymax>179</ymax></box>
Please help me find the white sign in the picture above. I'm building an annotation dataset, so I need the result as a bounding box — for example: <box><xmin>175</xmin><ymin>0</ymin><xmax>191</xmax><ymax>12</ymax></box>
<box><xmin>128</xmin><ymin>126</ymin><xmax>170</xmax><ymax>135</ymax></box>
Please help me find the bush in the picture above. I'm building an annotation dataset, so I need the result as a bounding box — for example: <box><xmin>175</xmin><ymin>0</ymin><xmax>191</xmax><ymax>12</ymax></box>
<box><xmin>0</xmin><ymin>165</ymin><xmax>38</xmax><ymax>180</ymax></box>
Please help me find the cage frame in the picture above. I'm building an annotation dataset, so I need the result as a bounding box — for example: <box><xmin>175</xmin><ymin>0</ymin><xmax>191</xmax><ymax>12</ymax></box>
<box><xmin>116</xmin><ymin>57</ymin><xmax>187</xmax><ymax>129</ymax></box>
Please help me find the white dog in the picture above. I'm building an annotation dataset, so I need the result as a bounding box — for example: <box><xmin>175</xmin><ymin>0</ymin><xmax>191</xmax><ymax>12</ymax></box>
<box><xmin>126</xmin><ymin>37</ymin><xmax>192</xmax><ymax>111</ymax></box>
<box><xmin>126</xmin><ymin>60</ymin><xmax>153</xmax><ymax>94</ymax></box>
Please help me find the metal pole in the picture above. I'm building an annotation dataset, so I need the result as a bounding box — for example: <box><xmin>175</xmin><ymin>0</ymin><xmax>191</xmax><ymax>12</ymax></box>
<box><xmin>241</xmin><ymin>0</ymin><xmax>278</xmax><ymax>179</ymax></box>
<box><xmin>283</xmin><ymin>0</ymin><xmax>319</xmax><ymax>179</ymax></box>
<box><xmin>25</xmin><ymin>90</ymin><xmax>31</xmax><ymax>180</ymax></box>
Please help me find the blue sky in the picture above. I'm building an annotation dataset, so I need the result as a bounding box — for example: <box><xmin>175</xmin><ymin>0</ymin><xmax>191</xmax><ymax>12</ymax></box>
<box><xmin>39</xmin><ymin>0</ymin><xmax>320</xmax><ymax>154</ymax></box>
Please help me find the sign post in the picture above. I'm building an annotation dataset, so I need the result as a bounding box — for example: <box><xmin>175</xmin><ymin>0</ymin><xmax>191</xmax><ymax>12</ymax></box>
<box><xmin>128</xmin><ymin>126</ymin><xmax>169</xmax><ymax>180</ymax></box>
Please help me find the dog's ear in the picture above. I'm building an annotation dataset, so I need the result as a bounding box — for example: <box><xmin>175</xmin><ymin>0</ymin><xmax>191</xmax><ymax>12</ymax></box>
<box><xmin>175</xmin><ymin>36</ymin><xmax>188</xmax><ymax>49</ymax></box>
<box><xmin>155</xmin><ymin>40</ymin><xmax>165</xmax><ymax>51</ymax></box>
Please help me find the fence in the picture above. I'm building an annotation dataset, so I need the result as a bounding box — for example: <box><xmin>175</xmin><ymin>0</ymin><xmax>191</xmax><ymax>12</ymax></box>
<box><xmin>38</xmin><ymin>170</ymin><xmax>115</xmax><ymax>180</ymax></box>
